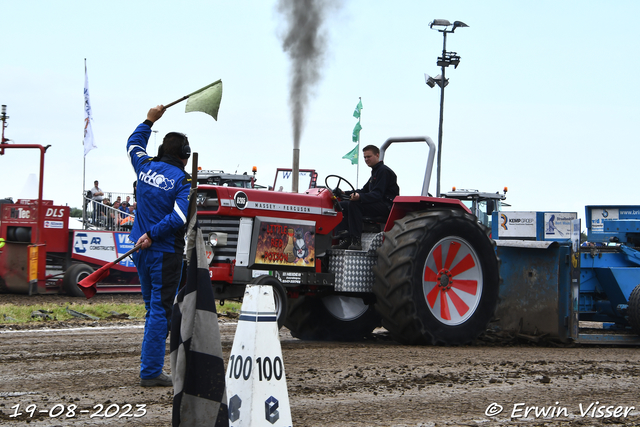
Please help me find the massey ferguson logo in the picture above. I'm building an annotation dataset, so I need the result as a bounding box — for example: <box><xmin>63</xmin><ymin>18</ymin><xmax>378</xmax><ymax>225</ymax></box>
<box><xmin>139</xmin><ymin>169</ymin><xmax>175</xmax><ymax>191</ymax></box>
<box><xmin>234</xmin><ymin>191</ymin><xmax>248</xmax><ymax>210</ymax></box>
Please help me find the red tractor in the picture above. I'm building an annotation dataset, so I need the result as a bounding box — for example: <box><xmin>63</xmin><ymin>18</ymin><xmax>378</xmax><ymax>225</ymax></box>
<box><xmin>198</xmin><ymin>137</ymin><xmax>500</xmax><ymax>345</ymax></box>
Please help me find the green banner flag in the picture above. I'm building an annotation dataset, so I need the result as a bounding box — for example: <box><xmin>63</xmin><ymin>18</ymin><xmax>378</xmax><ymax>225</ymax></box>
<box><xmin>352</xmin><ymin>121</ymin><xmax>362</xmax><ymax>142</ymax></box>
<box><xmin>353</xmin><ymin>99</ymin><xmax>363</xmax><ymax>118</ymax></box>
<box><xmin>342</xmin><ymin>144</ymin><xmax>359</xmax><ymax>165</ymax></box>
<box><xmin>185</xmin><ymin>80</ymin><xmax>223</xmax><ymax>120</ymax></box>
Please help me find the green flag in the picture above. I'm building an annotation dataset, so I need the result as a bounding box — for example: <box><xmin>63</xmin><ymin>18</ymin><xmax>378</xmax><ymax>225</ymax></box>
<box><xmin>352</xmin><ymin>121</ymin><xmax>362</xmax><ymax>142</ymax></box>
<box><xmin>342</xmin><ymin>143</ymin><xmax>359</xmax><ymax>165</ymax></box>
<box><xmin>353</xmin><ymin>99</ymin><xmax>363</xmax><ymax>118</ymax></box>
<box><xmin>185</xmin><ymin>80</ymin><xmax>223</xmax><ymax>120</ymax></box>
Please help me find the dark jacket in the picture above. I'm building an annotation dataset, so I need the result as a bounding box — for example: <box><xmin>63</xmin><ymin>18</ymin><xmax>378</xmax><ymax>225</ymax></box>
<box><xmin>357</xmin><ymin>161</ymin><xmax>399</xmax><ymax>206</ymax></box>
<box><xmin>127</xmin><ymin>120</ymin><xmax>191</xmax><ymax>253</ymax></box>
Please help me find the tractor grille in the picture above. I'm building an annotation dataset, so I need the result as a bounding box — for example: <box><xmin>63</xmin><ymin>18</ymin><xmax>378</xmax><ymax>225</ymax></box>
<box><xmin>198</xmin><ymin>216</ymin><xmax>240</xmax><ymax>263</ymax></box>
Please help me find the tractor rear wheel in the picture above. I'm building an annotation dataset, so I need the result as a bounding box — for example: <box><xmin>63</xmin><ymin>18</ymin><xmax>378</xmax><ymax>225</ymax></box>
<box><xmin>373</xmin><ymin>209</ymin><xmax>500</xmax><ymax>345</ymax></box>
<box><xmin>285</xmin><ymin>295</ymin><xmax>381</xmax><ymax>341</ymax></box>
<box><xmin>628</xmin><ymin>284</ymin><xmax>640</xmax><ymax>335</ymax></box>
<box><xmin>63</xmin><ymin>263</ymin><xmax>94</xmax><ymax>297</ymax></box>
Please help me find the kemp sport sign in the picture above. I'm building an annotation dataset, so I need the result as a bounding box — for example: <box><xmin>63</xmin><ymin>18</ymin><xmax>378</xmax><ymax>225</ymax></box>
<box><xmin>72</xmin><ymin>230</ymin><xmax>136</xmax><ymax>269</ymax></box>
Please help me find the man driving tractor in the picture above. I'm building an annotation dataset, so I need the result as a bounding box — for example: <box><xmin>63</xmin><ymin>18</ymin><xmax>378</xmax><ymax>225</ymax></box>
<box><xmin>332</xmin><ymin>144</ymin><xmax>400</xmax><ymax>250</ymax></box>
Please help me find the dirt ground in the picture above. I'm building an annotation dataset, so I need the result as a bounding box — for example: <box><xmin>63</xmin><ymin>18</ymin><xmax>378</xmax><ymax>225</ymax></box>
<box><xmin>1</xmin><ymin>294</ymin><xmax>640</xmax><ymax>426</ymax></box>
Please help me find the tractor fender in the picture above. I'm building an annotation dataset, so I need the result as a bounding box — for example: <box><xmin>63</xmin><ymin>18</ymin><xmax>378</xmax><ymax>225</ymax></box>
<box><xmin>385</xmin><ymin>196</ymin><xmax>471</xmax><ymax>232</ymax></box>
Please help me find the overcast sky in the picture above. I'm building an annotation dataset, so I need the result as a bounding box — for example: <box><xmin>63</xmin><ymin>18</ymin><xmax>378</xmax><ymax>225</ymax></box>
<box><xmin>1</xmin><ymin>1</ymin><xmax>639</xmax><ymax>229</ymax></box>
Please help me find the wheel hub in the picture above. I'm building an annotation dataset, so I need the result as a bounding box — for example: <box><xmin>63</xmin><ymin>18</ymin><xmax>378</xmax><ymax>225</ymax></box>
<box><xmin>322</xmin><ymin>296</ymin><xmax>369</xmax><ymax>321</ymax></box>
<box><xmin>437</xmin><ymin>269</ymin><xmax>453</xmax><ymax>290</ymax></box>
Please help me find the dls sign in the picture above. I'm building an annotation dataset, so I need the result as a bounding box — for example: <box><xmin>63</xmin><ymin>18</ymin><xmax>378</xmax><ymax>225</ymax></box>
<box><xmin>45</xmin><ymin>208</ymin><xmax>65</xmax><ymax>218</ymax></box>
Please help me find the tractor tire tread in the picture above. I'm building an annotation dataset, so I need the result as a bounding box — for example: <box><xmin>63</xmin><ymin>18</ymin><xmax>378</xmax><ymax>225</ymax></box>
<box><xmin>373</xmin><ymin>209</ymin><xmax>500</xmax><ymax>346</ymax></box>
<box><xmin>628</xmin><ymin>284</ymin><xmax>640</xmax><ymax>335</ymax></box>
<box><xmin>62</xmin><ymin>263</ymin><xmax>94</xmax><ymax>298</ymax></box>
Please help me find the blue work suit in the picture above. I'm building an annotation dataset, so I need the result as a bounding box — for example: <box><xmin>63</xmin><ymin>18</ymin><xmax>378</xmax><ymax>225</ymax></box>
<box><xmin>127</xmin><ymin>120</ymin><xmax>191</xmax><ymax>380</ymax></box>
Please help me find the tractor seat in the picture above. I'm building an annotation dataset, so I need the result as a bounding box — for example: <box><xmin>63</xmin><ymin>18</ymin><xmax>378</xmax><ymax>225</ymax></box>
<box><xmin>362</xmin><ymin>215</ymin><xmax>388</xmax><ymax>233</ymax></box>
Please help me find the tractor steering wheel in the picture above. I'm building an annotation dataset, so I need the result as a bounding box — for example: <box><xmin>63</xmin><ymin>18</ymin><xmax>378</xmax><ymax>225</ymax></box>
<box><xmin>325</xmin><ymin>175</ymin><xmax>356</xmax><ymax>201</ymax></box>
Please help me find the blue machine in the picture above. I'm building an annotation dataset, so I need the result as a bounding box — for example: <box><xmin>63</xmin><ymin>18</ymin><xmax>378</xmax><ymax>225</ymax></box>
<box><xmin>580</xmin><ymin>206</ymin><xmax>640</xmax><ymax>329</ymax></box>
<box><xmin>491</xmin><ymin>208</ymin><xmax>640</xmax><ymax>344</ymax></box>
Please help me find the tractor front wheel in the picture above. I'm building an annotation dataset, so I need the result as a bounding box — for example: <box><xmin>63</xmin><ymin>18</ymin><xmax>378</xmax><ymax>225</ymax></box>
<box><xmin>249</xmin><ymin>275</ymin><xmax>288</xmax><ymax>329</ymax></box>
<box><xmin>285</xmin><ymin>295</ymin><xmax>381</xmax><ymax>341</ymax></box>
<box><xmin>63</xmin><ymin>263</ymin><xmax>94</xmax><ymax>297</ymax></box>
<box><xmin>374</xmin><ymin>209</ymin><xmax>500</xmax><ymax>345</ymax></box>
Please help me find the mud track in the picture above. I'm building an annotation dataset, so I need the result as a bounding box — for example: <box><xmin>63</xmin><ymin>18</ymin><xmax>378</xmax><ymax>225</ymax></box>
<box><xmin>1</xmin><ymin>294</ymin><xmax>639</xmax><ymax>426</ymax></box>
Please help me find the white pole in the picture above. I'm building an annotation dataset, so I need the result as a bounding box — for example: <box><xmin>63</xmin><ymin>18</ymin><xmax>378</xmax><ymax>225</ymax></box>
<box><xmin>82</xmin><ymin>156</ymin><xmax>86</xmax><ymax>226</ymax></box>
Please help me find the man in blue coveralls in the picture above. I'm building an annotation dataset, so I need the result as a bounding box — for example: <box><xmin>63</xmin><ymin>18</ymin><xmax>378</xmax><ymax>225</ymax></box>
<box><xmin>127</xmin><ymin>105</ymin><xmax>191</xmax><ymax>387</ymax></box>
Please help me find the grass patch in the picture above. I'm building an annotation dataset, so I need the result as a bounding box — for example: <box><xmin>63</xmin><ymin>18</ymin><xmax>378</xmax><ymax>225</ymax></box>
<box><xmin>0</xmin><ymin>300</ymin><xmax>242</xmax><ymax>324</ymax></box>
<box><xmin>217</xmin><ymin>301</ymin><xmax>242</xmax><ymax>316</ymax></box>
<box><xmin>0</xmin><ymin>302</ymin><xmax>146</xmax><ymax>323</ymax></box>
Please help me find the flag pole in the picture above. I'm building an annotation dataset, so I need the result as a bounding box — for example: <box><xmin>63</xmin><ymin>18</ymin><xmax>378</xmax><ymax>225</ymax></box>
<box><xmin>356</xmin><ymin>97</ymin><xmax>361</xmax><ymax>189</ymax></box>
<box><xmin>164</xmin><ymin>79</ymin><xmax>222</xmax><ymax>109</ymax></box>
<box><xmin>82</xmin><ymin>59</ymin><xmax>87</xmax><ymax>227</ymax></box>
<box><xmin>82</xmin><ymin>156</ymin><xmax>86</xmax><ymax>226</ymax></box>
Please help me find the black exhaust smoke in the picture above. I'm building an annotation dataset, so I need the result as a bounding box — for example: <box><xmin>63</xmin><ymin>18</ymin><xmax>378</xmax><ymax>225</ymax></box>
<box><xmin>277</xmin><ymin>0</ymin><xmax>341</xmax><ymax>191</ymax></box>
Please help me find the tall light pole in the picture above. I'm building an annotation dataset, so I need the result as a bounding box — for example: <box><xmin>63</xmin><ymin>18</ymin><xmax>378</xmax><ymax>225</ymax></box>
<box><xmin>1</xmin><ymin>105</ymin><xmax>9</xmax><ymax>155</ymax></box>
<box><xmin>425</xmin><ymin>19</ymin><xmax>468</xmax><ymax>197</ymax></box>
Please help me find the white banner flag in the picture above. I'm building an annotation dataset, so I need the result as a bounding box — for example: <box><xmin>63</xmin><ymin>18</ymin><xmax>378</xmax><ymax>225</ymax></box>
<box><xmin>83</xmin><ymin>61</ymin><xmax>97</xmax><ymax>156</ymax></box>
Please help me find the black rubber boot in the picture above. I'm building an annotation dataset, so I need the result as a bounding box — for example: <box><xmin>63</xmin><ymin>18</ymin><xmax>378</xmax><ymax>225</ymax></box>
<box><xmin>348</xmin><ymin>237</ymin><xmax>362</xmax><ymax>251</ymax></box>
<box><xmin>334</xmin><ymin>229</ymin><xmax>349</xmax><ymax>239</ymax></box>
<box><xmin>332</xmin><ymin>237</ymin><xmax>351</xmax><ymax>249</ymax></box>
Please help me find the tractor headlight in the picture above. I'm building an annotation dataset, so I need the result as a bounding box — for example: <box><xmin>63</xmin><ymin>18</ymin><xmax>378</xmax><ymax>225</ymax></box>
<box><xmin>209</xmin><ymin>232</ymin><xmax>228</xmax><ymax>247</ymax></box>
<box><xmin>196</xmin><ymin>191</ymin><xmax>219</xmax><ymax>208</ymax></box>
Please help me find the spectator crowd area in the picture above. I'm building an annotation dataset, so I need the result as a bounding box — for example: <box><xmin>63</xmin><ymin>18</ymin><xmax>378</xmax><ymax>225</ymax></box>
<box><xmin>83</xmin><ymin>191</ymin><xmax>136</xmax><ymax>231</ymax></box>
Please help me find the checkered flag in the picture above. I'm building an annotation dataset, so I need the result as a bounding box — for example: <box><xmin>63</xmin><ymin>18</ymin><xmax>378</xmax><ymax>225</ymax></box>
<box><xmin>170</xmin><ymin>214</ymin><xmax>228</xmax><ymax>426</ymax></box>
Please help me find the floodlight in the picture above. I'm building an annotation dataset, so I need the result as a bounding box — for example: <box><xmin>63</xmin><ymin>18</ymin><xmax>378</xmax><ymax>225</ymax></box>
<box><xmin>430</xmin><ymin>19</ymin><xmax>451</xmax><ymax>29</ymax></box>
<box><xmin>452</xmin><ymin>21</ymin><xmax>469</xmax><ymax>31</ymax></box>
<box><xmin>425</xmin><ymin>74</ymin><xmax>448</xmax><ymax>88</ymax></box>
<box><xmin>424</xmin><ymin>73</ymin><xmax>435</xmax><ymax>88</ymax></box>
